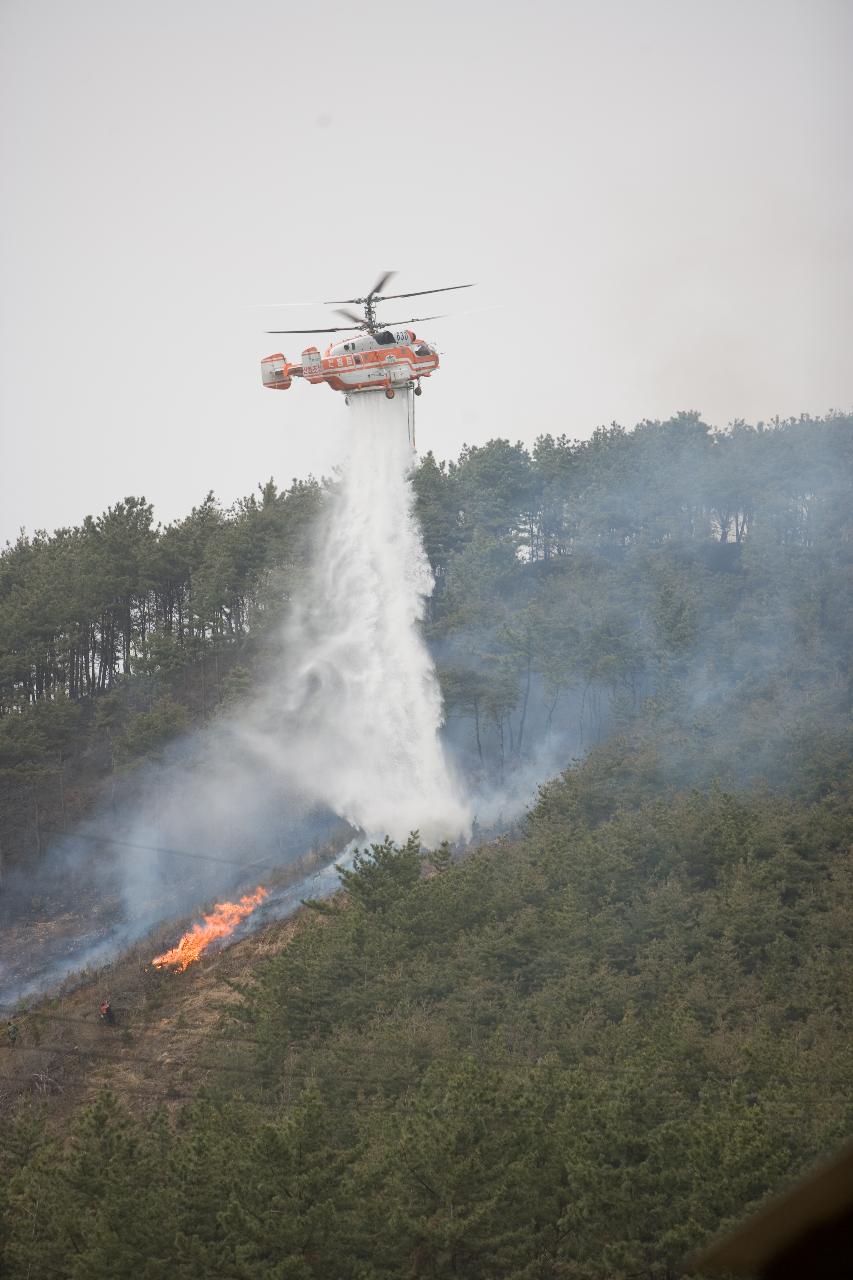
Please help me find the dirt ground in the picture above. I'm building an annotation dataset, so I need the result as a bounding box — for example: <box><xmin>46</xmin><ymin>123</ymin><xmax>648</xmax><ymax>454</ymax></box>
<box><xmin>0</xmin><ymin>831</ymin><xmax>494</xmax><ymax>1125</ymax></box>
<box><xmin>0</xmin><ymin>904</ymin><xmax>308</xmax><ymax>1124</ymax></box>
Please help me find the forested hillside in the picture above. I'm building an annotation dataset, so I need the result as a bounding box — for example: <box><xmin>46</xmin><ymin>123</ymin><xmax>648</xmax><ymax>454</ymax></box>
<box><xmin>2</xmin><ymin>740</ymin><xmax>851</xmax><ymax>1276</ymax></box>
<box><xmin>2</xmin><ymin>412</ymin><xmax>851</xmax><ymax>870</ymax></box>
<box><xmin>1</xmin><ymin>411</ymin><xmax>852</xmax><ymax>1276</ymax></box>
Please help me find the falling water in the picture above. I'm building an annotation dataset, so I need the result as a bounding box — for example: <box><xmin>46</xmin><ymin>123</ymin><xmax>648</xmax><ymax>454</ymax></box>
<box><xmin>248</xmin><ymin>389</ymin><xmax>471</xmax><ymax>845</ymax></box>
<box><xmin>0</xmin><ymin>390</ymin><xmax>470</xmax><ymax>1008</ymax></box>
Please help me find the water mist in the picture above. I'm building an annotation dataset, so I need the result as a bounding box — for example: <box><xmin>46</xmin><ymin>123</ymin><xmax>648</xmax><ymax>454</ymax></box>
<box><xmin>0</xmin><ymin>390</ymin><xmax>469</xmax><ymax>1007</ymax></box>
<box><xmin>243</xmin><ymin>390</ymin><xmax>471</xmax><ymax>845</ymax></box>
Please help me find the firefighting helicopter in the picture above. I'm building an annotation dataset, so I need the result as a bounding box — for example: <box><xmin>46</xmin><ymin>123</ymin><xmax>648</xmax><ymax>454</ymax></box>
<box><xmin>260</xmin><ymin>272</ymin><xmax>474</xmax><ymax>401</ymax></box>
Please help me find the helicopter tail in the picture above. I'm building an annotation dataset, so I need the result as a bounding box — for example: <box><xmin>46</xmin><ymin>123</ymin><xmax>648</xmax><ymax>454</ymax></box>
<box><xmin>261</xmin><ymin>353</ymin><xmax>298</xmax><ymax>390</ymax></box>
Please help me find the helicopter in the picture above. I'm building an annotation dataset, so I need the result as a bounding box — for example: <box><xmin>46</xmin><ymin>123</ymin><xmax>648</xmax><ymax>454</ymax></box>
<box><xmin>260</xmin><ymin>272</ymin><xmax>474</xmax><ymax>401</ymax></box>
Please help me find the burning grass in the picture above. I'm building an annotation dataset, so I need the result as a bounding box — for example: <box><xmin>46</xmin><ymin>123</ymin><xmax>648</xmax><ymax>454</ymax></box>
<box><xmin>151</xmin><ymin>887</ymin><xmax>268</xmax><ymax>972</ymax></box>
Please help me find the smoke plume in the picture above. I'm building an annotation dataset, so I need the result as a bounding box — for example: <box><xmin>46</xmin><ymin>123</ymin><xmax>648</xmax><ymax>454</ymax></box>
<box><xmin>1</xmin><ymin>391</ymin><xmax>469</xmax><ymax>1007</ymax></box>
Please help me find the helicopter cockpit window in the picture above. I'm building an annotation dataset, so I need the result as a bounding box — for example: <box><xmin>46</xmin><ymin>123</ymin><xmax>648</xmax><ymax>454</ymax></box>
<box><xmin>375</xmin><ymin>330</ymin><xmax>396</xmax><ymax>345</ymax></box>
<box><xmin>415</xmin><ymin>344</ymin><xmax>431</xmax><ymax>356</ymax></box>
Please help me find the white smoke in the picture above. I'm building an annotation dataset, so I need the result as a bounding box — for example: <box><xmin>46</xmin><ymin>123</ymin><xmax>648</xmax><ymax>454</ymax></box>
<box><xmin>0</xmin><ymin>390</ymin><xmax>471</xmax><ymax>1008</ymax></box>
<box><xmin>239</xmin><ymin>390</ymin><xmax>471</xmax><ymax>845</ymax></box>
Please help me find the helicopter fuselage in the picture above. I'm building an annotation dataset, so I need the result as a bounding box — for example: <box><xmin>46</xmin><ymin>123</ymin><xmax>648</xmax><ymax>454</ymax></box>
<box><xmin>261</xmin><ymin>329</ymin><xmax>439</xmax><ymax>396</ymax></box>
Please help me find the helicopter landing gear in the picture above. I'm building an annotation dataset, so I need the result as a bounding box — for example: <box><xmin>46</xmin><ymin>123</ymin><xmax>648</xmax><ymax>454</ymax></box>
<box><xmin>385</xmin><ymin>387</ymin><xmax>395</xmax><ymax>399</ymax></box>
<box><xmin>413</xmin><ymin>384</ymin><xmax>422</xmax><ymax>397</ymax></box>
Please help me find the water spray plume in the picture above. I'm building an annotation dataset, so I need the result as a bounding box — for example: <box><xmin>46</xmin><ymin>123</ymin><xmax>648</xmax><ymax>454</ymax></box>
<box><xmin>2</xmin><ymin>391</ymin><xmax>469</xmax><ymax>1006</ymax></box>
<box><xmin>247</xmin><ymin>391</ymin><xmax>471</xmax><ymax>844</ymax></box>
<box><xmin>151</xmin><ymin>886</ymin><xmax>268</xmax><ymax>972</ymax></box>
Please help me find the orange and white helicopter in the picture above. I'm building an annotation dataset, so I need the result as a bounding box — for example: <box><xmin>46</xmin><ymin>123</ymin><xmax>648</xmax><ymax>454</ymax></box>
<box><xmin>260</xmin><ymin>273</ymin><xmax>473</xmax><ymax>401</ymax></box>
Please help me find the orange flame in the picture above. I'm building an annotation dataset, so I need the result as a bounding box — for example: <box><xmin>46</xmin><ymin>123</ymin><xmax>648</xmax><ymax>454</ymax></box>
<box><xmin>152</xmin><ymin>886</ymin><xmax>268</xmax><ymax>972</ymax></box>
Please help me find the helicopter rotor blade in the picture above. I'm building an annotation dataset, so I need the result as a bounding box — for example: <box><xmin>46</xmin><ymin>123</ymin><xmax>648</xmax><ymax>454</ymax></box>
<box><xmin>333</xmin><ymin>307</ymin><xmax>367</xmax><ymax>327</ymax></box>
<box><xmin>324</xmin><ymin>271</ymin><xmax>397</xmax><ymax>305</ymax></box>
<box><xmin>381</xmin><ymin>303</ymin><xmax>500</xmax><ymax>328</ymax></box>
<box><xmin>369</xmin><ymin>270</ymin><xmax>396</xmax><ymax>298</ymax></box>
<box><xmin>266</xmin><ymin>301</ymin><xmax>492</xmax><ymax>337</ymax></box>
<box><xmin>277</xmin><ymin>280</ymin><xmax>476</xmax><ymax>307</ymax></box>
<box><xmin>265</xmin><ymin>325</ymin><xmax>359</xmax><ymax>334</ymax></box>
<box><xmin>379</xmin><ymin>313</ymin><xmax>447</xmax><ymax>326</ymax></box>
<box><xmin>377</xmin><ymin>283</ymin><xmax>476</xmax><ymax>302</ymax></box>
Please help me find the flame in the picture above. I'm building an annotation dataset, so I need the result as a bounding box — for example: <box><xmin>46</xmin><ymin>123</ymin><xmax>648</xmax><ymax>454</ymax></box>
<box><xmin>152</xmin><ymin>886</ymin><xmax>268</xmax><ymax>971</ymax></box>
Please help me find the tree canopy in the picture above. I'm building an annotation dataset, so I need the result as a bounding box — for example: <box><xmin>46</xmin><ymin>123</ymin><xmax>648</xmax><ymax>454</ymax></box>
<box><xmin>1</xmin><ymin>410</ymin><xmax>851</xmax><ymax>1275</ymax></box>
<box><xmin>2</xmin><ymin>412</ymin><xmax>850</xmax><ymax>870</ymax></box>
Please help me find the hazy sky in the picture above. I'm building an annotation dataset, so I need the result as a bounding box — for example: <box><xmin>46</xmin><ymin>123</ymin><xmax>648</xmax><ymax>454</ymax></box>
<box><xmin>2</xmin><ymin>0</ymin><xmax>851</xmax><ymax>544</ymax></box>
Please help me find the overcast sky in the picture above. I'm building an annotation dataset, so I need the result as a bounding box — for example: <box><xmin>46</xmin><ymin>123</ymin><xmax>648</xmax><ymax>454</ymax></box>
<box><xmin>2</xmin><ymin>0</ymin><xmax>851</xmax><ymax>544</ymax></box>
